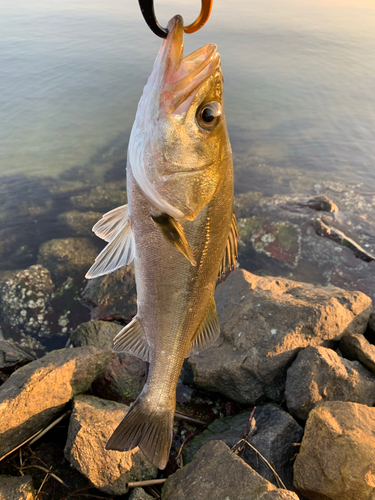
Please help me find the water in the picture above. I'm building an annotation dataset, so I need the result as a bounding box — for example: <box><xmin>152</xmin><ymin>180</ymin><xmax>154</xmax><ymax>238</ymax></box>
<box><xmin>0</xmin><ymin>0</ymin><xmax>375</xmax><ymax>353</ymax></box>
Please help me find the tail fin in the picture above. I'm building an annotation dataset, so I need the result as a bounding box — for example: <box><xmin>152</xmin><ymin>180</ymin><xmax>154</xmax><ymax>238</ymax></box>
<box><xmin>106</xmin><ymin>395</ymin><xmax>174</xmax><ymax>470</ymax></box>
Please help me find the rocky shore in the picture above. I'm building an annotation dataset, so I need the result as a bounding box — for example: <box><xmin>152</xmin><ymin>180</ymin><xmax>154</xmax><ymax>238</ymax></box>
<box><xmin>0</xmin><ymin>167</ymin><xmax>375</xmax><ymax>499</ymax></box>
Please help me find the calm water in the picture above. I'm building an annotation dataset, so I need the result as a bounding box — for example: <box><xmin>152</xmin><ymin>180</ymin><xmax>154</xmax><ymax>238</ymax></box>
<box><xmin>1</xmin><ymin>0</ymin><xmax>375</xmax><ymax>183</ymax></box>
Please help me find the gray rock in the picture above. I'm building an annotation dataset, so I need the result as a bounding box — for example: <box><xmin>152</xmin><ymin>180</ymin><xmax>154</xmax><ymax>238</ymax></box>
<box><xmin>161</xmin><ymin>440</ymin><xmax>299</xmax><ymax>500</ymax></box>
<box><xmin>70</xmin><ymin>182</ymin><xmax>126</xmax><ymax>212</ymax></box>
<box><xmin>188</xmin><ymin>269</ymin><xmax>372</xmax><ymax>404</ymax></box>
<box><xmin>285</xmin><ymin>346</ymin><xmax>375</xmax><ymax>420</ymax></box>
<box><xmin>294</xmin><ymin>401</ymin><xmax>375</xmax><ymax>500</ymax></box>
<box><xmin>129</xmin><ymin>487</ymin><xmax>154</xmax><ymax>500</ymax></box>
<box><xmin>184</xmin><ymin>404</ymin><xmax>302</xmax><ymax>490</ymax></box>
<box><xmin>64</xmin><ymin>395</ymin><xmax>157</xmax><ymax>495</ymax></box>
<box><xmin>0</xmin><ymin>265</ymin><xmax>54</xmax><ymax>336</ymax></box>
<box><xmin>81</xmin><ymin>264</ymin><xmax>136</xmax><ymax>321</ymax></box>
<box><xmin>70</xmin><ymin>320</ymin><xmax>147</xmax><ymax>405</ymax></box>
<box><xmin>0</xmin><ymin>475</ymin><xmax>35</xmax><ymax>500</ymax></box>
<box><xmin>0</xmin><ymin>340</ymin><xmax>33</xmax><ymax>384</ymax></box>
<box><xmin>0</xmin><ymin>346</ymin><xmax>109</xmax><ymax>458</ymax></box>
<box><xmin>37</xmin><ymin>237</ymin><xmax>98</xmax><ymax>282</ymax></box>
<box><xmin>57</xmin><ymin>210</ymin><xmax>102</xmax><ymax>236</ymax></box>
<box><xmin>340</xmin><ymin>333</ymin><xmax>375</xmax><ymax>373</ymax></box>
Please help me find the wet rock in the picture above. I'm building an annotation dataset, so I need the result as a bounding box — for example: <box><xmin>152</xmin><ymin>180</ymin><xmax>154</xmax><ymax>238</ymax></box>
<box><xmin>37</xmin><ymin>237</ymin><xmax>98</xmax><ymax>283</ymax></box>
<box><xmin>300</xmin><ymin>195</ymin><xmax>338</xmax><ymax>213</ymax></box>
<box><xmin>238</xmin><ymin>217</ymin><xmax>301</xmax><ymax>268</ymax></box>
<box><xmin>0</xmin><ymin>340</ymin><xmax>33</xmax><ymax>384</ymax></box>
<box><xmin>57</xmin><ymin>210</ymin><xmax>102</xmax><ymax>236</ymax></box>
<box><xmin>70</xmin><ymin>320</ymin><xmax>147</xmax><ymax>404</ymax></box>
<box><xmin>234</xmin><ymin>191</ymin><xmax>263</xmax><ymax>218</ymax></box>
<box><xmin>0</xmin><ymin>475</ymin><xmax>35</xmax><ymax>500</ymax></box>
<box><xmin>162</xmin><ymin>440</ymin><xmax>299</xmax><ymax>500</ymax></box>
<box><xmin>340</xmin><ymin>333</ymin><xmax>375</xmax><ymax>373</ymax></box>
<box><xmin>188</xmin><ymin>269</ymin><xmax>372</xmax><ymax>404</ymax></box>
<box><xmin>70</xmin><ymin>182</ymin><xmax>126</xmax><ymax>212</ymax></box>
<box><xmin>184</xmin><ymin>404</ymin><xmax>302</xmax><ymax>490</ymax></box>
<box><xmin>0</xmin><ymin>265</ymin><xmax>54</xmax><ymax>336</ymax></box>
<box><xmin>64</xmin><ymin>395</ymin><xmax>157</xmax><ymax>495</ymax></box>
<box><xmin>294</xmin><ymin>401</ymin><xmax>375</xmax><ymax>500</ymax></box>
<box><xmin>285</xmin><ymin>346</ymin><xmax>375</xmax><ymax>420</ymax></box>
<box><xmin>81</xmin><ymin>265</ymin><xmax>136</xmax><ymax>321</ymax></box>
<box><xmin>129</xmin><ymin>488</ymin><xmax>153</xmax><ymax>500</ymax></box>
<box><xmin>0</xmin><ymin>346</ymin><xmax>109</xmax><ymax>458</ymax></box>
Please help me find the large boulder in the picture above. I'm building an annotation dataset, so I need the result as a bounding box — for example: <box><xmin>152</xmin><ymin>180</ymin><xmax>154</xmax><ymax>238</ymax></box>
<box><xmin>161</xmin><ymin>440</ymin><xmax>299</xmax><ymax>500</ymax></box>
<box><xmin>69</xmin><ymin>320</ymin><xmax>122</xmax><ymax>351</ymax></box>
<box><xmin>294</xmin><ymin>401</ymin><xmax>375</xmax><ymax>500</ymax></box>
<box><xmin>37</xmin><ymin>238</ymin><xmax>98</xmax><ymax>283</ymax></box>
<box><xmin>81</xmin><ymin>265</ymin><xmax>137</xmax><ymax>321</ymax></box>
<box><xmin>70</xmin><ymin>182</ymin><xmax>126</xmax><ymax>212</ymax></box>
<box><xmin>188</xmin><ymin>269</ymin><xmax>372</xmax><ymax>404</ymax></box>
<box><xmin>64</xmin><ymin>395</ymin><xmax>157</xmax><ymax>495</ymax></box>
<box><xmin>0</xmin><ymin>346</ymin><xmax>109</xmax><ymax>458</ymax></box>
<box><xmin>0</xmin><ymin>475</ymin><xmax>35</xmax><ymax>500</ymax></box>
<box><xmin>339</xmin><ymin>333</ymin><xmax>375</xmax><ymax>373</ymax></box>
<box><xmin>285</xmin><ymin>346</ymin><xmax>375</xmax><ymax>420</ymax></box>
<box><xmin>184</xmin><ymin>404</ymin><xmax>302</xmax><ymax>490</ymax></box>
<box><xmin>57</xmin><ymin>210</ymin><xmax>102</xmax><ymax>237</ymax></box>
<box><xmin>0</xmin><ymin>340</ymin><xmax>33</xmax><ymax>385</ymax></box>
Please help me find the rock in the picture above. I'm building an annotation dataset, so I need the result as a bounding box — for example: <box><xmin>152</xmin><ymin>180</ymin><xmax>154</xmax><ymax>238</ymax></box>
<box><xmin>0</xmin><ymin>340</ymin><xmax>33</xmax><ymax>384</ymax></box>
<box><xmin>81</xmin><ymin>265</ymin><xmax>137</xmax><ymax>321</ymax></box>
<box><xmin>57</xmin><ymin>210</ymin><xmax>102</xmax><ymax>236</ymax></box>
<box><xmin>64</xmin><ymin>395</ymin><xmax>157</xmax><ymax>495</ymax></box>
<box><xmin>0</xmin><ymin>265</ymin><xmax>54</xmax><ymax>336</ymax></box>
<box><xmin>129</xmin><ymin>488</ymin><xmax>154</xmax><ymax>500</ymax></box>
<box><xmin>188</xmin><ymin>269</ymin><xmax>372</xmax><ymax>404</ymax></box>
<box><xmin>70</xmin><ymin>320</ymin><xmax>147</xmax><ymax>404</ymax></box>
<box><xmin>0</xmin><ymin>346</ymin><xmax>109</xmax><ymax>458</ymax></box>
<box><xmin>0</xmin><ymin>475</ymin><xmax>35</xmax><ymax>500</ymax></box>
<box><xmin>293</xmin><ymin>401</ymin><xmax>375</xmax><ymax>500</ymax></box>
<box><xmin>70</xmin><ymin>320</ymin><xmax>122</xmax><ymax>351</ymax></box>
<box><xmin>37</xmin><ymin>237</ymin><xmax>98</xmax><ymax>283</ymax></box>
<box><xmin>184</xmin><ymin>404</ymin><xmax>302</xmax><ymax>490</ymax></box>
<box><xmin>70</xmin><ymin>182</ymin><xmax>126</xmax><ymax>212</ymax></box>
<box><xmin>285</xmin><ymin>346</ymin><xmax>375</xmax><ymax>420</ymax></box>
<box><xmin>340</xmin><ymin>333</ymin><xmax>375</xmax><ymax>373</ymax></box>
<box><xmin>161</xmin><ymin>440</ymin><xmax>299</xmax><ymax>500</ymax></box>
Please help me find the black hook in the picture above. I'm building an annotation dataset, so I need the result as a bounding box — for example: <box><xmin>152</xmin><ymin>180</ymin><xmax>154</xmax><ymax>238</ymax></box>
<box><xmin>138</xmin><ymin>0</ymin><xmax>168</xmax><ymax>39</ymax></box>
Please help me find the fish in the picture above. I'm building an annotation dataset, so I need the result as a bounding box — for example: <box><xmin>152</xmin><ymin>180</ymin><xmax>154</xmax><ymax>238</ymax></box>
<box><xmin>85</xmin><ymin>15</ymin><xmax>237</xmax><ymax>469</ymax></box>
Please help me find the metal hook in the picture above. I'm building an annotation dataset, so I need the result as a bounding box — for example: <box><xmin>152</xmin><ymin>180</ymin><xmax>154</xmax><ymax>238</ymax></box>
<box><xmin>138</xmin><ymin>0</ymin><xmax>213</xmax><ymax>39</ymax></box>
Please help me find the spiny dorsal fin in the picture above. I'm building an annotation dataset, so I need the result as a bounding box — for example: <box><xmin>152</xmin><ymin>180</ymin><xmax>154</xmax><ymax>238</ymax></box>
<box><xmin>187</xmin><ymin>297</ymin><xmax>220</xmax><ymax>357</ymax></box>
<box><xmin>218</xmin><ymin>212</ymin><xmax>239</xmax><ymax>278</ymax></box>
<box><xmin>93</xmin><ymin>205</ymin><xmax>128</xmax><ymax>242</ymax></box>
<box><xmin>151</xmin><ymin>213</ymin><xmax>196</xmax><ymax>266</ymax></box>
<box><xmin>85</xmin><ymin>221</ymin><xmax>135</xmax><ymax>279</ymax></box>
<box><xmin>112</xmin><ymin>316</ymin><xmax>150</xmax><ymax>363</ymax></box>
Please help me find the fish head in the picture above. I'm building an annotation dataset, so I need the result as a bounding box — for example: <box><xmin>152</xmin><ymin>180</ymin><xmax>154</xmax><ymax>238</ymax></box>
<box><xmin>129</xmin><ymin>15</ymin><xmax>232</xmax><ymax>220</ymax></box>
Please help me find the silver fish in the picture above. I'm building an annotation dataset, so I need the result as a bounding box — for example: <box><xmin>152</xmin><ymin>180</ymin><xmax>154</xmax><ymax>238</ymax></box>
<box><xmin>86</xmin><ymin>15</ymin><xmax>237</xmax><ymax>469</ymax></box>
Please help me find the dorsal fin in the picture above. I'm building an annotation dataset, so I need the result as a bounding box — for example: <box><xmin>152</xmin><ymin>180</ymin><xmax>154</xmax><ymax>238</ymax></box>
<box><xmin>218</xmin><ymin>212</ymin><xmax>239</xmax><ymax>278</ymax></box>
<box><xmin>85</xmin><ymin>221</ymin><xmax>135</xmax><ymax>279</ymax></box>
<box><xmin>112</xmin><ymin>316</ymin><xmax>150</xmax><ymax>363</ymax></box>
<box><xmin>187</xmin><ymin>297</ymin><xmax>220</xmax><ymax>357</ymax></box>
<box><xmin>151</xmin><ymin>212</ymin><xmax>196</xmax><ymax>266</ymax></box>
<box><xmin>92</xmin><ymin>205</ymin><xmax>129</xmax><ymax>242</ymax></box>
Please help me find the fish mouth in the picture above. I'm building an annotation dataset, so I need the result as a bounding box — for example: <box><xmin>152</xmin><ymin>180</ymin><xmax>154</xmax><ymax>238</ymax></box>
<box><xmin>160</xmin><ymin>15</ymin><xmax>220</xmax><ymax>114</ymax></box>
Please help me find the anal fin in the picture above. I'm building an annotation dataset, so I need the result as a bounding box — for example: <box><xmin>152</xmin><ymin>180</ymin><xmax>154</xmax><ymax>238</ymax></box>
<box><xmin>151</xmin><ymin>213</ymin><xmax>196</xmax><ymax>266</ymax></box>
<box><xmin>187</xmin><ymin>297</ymin><xmax>220</xmax><ymax>357</ymax></box>
<box><xmin>218</xmin><ymin>212</ymin><xmax>239</xmax><ymax>278</ymax></box>
<box><xmin>113</xmin><ymin>316</ymin><xmax>150</xmax><ymax>363</ymax></box>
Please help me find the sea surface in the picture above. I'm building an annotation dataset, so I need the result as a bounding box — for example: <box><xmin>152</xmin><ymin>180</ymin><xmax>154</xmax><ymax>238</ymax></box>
<box><xmin>0</xmin><ymin>0</ymin><xmax>374</xmax><ymax>353</ymax></box>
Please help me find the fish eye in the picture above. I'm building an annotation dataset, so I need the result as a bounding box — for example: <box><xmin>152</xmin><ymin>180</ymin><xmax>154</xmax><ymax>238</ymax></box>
<box><xmin>196</xmin><ymin>101</ymin><xmax>221</xmax><ymax>130</ymax></box>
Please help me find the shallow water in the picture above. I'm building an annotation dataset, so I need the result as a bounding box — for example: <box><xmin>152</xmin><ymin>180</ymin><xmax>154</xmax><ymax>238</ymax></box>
<box><xmin>1</xmin><ymin>0</ymin><xmax>375</xmax><ymax>353</ymax></box>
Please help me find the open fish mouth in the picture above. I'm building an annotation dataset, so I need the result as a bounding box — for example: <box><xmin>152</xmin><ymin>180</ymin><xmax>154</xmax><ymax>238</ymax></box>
<box><xmin>160</xmin><ymin>15</ymin><xmax>220</xmax><ymax>114</ymax></box>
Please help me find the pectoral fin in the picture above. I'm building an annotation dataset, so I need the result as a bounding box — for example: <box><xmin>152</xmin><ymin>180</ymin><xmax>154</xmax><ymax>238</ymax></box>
<box><xmin>218</xmin><ymin>212</ymin><xmax>239</xmax><ymax>278</ymax></box>
<box><xmin>187</xmin><ymin>297</ymin><xmax>220</xmax><ymax>357</ymax></box>
<box><xmin>112</xmin><ymin>316</ymin><xmax>150</xmax><ymax>363</ymax></box>
<box><xmin>151</xmin><ymin>213</ymin><xmax>196</xmax><ymax>266</ymax></box>
<box><xmin>93</xmin><ymin>205</ymin><xmax>129</xmax><ymax>242</ymax></box>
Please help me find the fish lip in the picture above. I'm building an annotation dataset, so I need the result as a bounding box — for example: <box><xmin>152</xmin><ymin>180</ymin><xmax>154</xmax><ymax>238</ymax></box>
<box><xmin>160</xmin><ymin>16</ymin><xmax>220</xmax><ymax>114</ymax></box>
